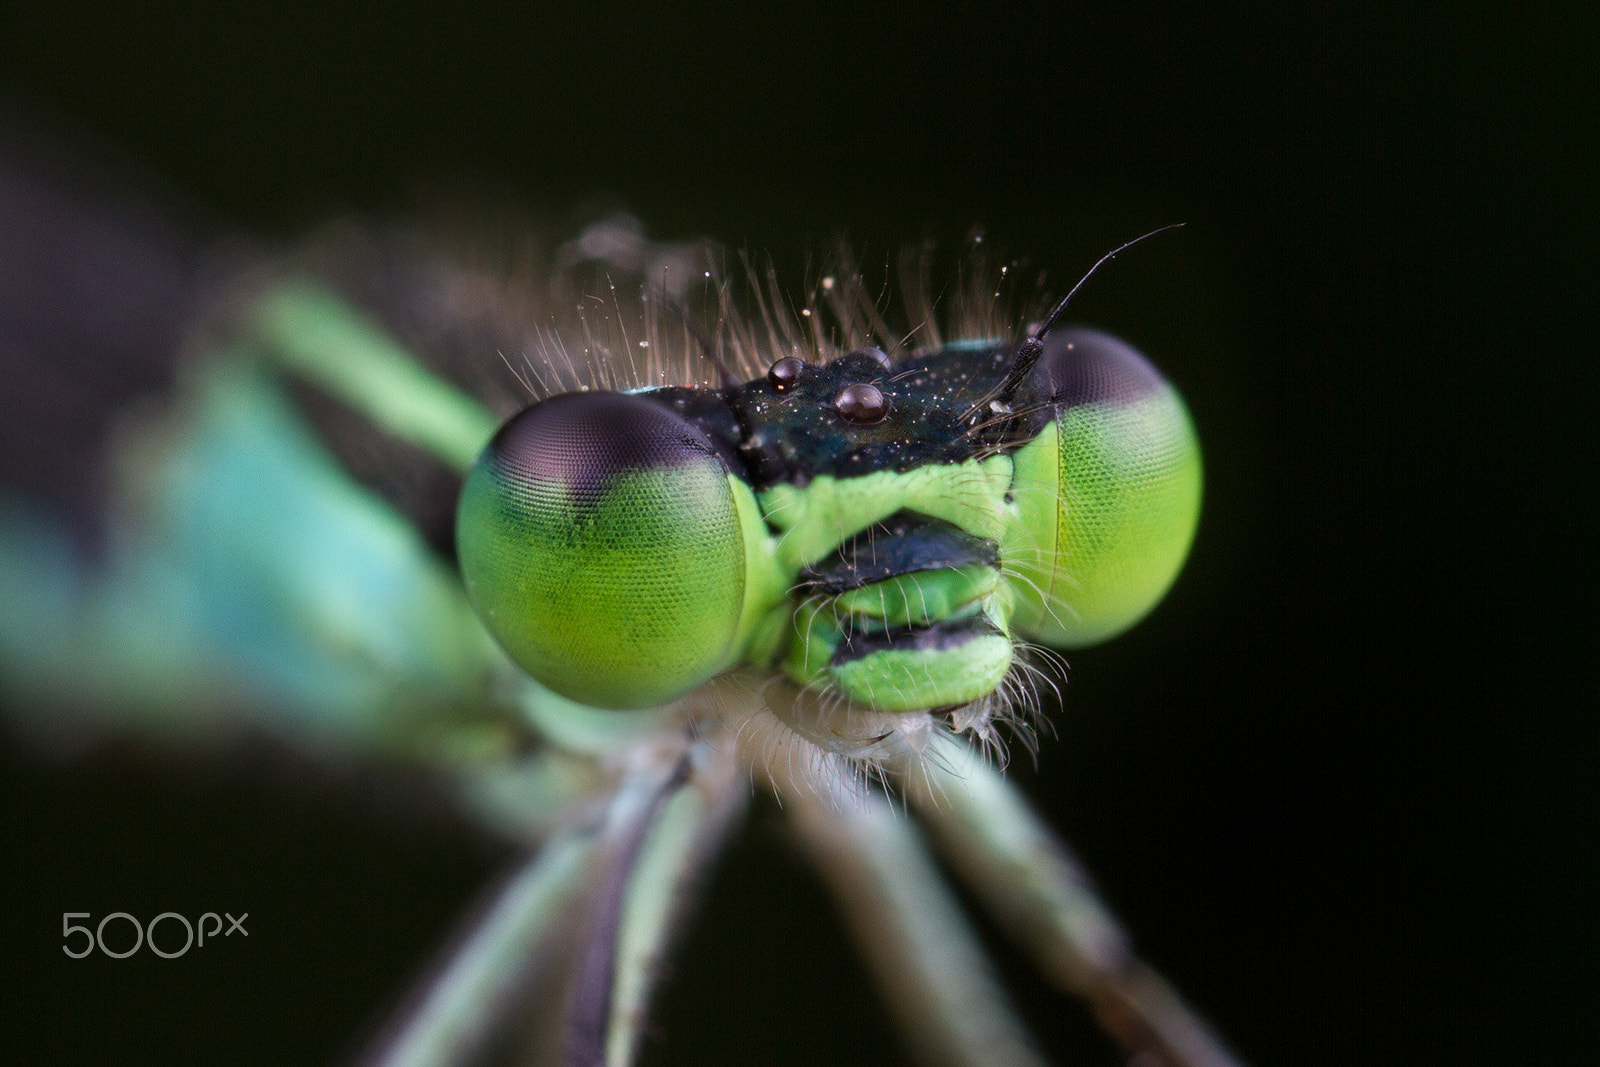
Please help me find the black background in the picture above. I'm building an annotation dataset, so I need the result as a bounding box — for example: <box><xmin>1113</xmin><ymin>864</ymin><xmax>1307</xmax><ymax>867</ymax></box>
<box><xmin>1</xmin><ymin>3</ymin><xmax>1593</xmax><ymax>1065</ymax></box>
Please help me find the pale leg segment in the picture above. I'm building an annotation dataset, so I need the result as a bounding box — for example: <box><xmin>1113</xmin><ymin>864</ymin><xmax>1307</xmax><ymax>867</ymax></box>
<box><xmin>905</xmin><ymin>740</ymin><xmax>1245</xmax><ymax>1067</ymax></box>
<box><xmin>365</xmin><ymin>830</ymin><xmax>597</xmax><ymax>1067</ymax></box>
<box><xmin>786</xmin><ymin>778</ymin><xmax>1051</xmax><ymax>1067</ymax></box>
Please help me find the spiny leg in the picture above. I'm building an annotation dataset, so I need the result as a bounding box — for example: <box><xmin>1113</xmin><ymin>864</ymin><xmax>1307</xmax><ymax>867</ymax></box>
<box><xmin>365</xmin><ymin>738</ymin><xmax>740</xmax><ymax>1067</ymax></box>
<box><xmin>565</xmin><ymin>739</ymin><xmax>746</xmax><ymax>1067</ymax></box>
<box><xmin>903</xmin><ymin>739</ymin><xmax>1244</xmax><ymax>1067</ymax></box>
<box><xmin>784</xmin><ymin>776</ymin><xmax>1050</xmax><ymax>1067</ymax></box>
<box><xmin>363</xmin><ymin>828</ymin><xmax>598</xmax><ymax>1067</ymax></box>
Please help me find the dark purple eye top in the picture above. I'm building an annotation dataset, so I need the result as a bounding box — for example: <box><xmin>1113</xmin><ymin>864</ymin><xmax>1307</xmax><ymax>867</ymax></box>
<box><xmin>767</xmin><ymin>357</ymin><xmax>805</xmax><ymax>392</ymax></box>
<box><xmin>834</xmin><ymin>382</ymin><xmax>888</xmax><ymax>424</ymax></box>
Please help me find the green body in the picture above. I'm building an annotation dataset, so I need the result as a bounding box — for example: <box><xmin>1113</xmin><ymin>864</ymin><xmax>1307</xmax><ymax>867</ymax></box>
<box><xmin>0</xmin><ymin>286</ymin><xmax>505</xmax><ymax>760</ymax></box>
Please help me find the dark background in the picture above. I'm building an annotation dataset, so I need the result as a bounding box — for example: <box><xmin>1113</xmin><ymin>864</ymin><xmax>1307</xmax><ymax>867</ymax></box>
<box><xmin>1</xmin><ymin>3</ymin><xmax>1592</xmax><ymax>1065</ymax></box>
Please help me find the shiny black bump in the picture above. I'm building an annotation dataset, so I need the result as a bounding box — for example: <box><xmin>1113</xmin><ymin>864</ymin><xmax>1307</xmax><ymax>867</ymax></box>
<box><xmin>768</xmin><ymin>357</ymin><xmax>805</xmax><ymax>392</ymax></box>
<box><xmin>835</xmin><ymin>382</ymin><xmax>888</xmax><ymax>424</ymax></box>
<box><xmin>851</xmin><ymin>346</ymin><xmax>893</xmax><ymax>372</ymax></box>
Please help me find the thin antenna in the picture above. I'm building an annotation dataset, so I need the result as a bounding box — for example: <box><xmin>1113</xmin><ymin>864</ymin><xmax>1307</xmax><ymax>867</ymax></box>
<box><xmin>991</xmin><ymin>223</ymin><xmax>1184</xmax><ymax>406</ymax></box>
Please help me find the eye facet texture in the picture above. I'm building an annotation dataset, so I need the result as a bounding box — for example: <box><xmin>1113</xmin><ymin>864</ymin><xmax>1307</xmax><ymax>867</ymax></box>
<box><xmin>457</xmin><ymin>392</ymin><xmax>749</xmax><ymax>708</ymax></box>
<box><xmin>1006</xmin><ymin>328</ymin><xmax>1202</xmax><ymax>648</ymax></box>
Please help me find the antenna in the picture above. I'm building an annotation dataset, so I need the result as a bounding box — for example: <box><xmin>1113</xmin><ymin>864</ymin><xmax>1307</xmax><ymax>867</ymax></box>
<box><xmin>991</xmin><ymin>223</ymin><xmax>1185</xmax><ymax>406</ymax></box>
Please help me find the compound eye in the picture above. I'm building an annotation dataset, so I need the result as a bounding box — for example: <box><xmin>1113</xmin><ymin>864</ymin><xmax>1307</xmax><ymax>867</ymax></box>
<box><xmin>1034</xmin><ymin>326</ymin><xmax>1170</xmax><ymax>409</ymax></box>
<box><xmin>456</xmin><ymin>392</ymin><xmax>749</xmax><ymax>708</ymax></box>
<box><xmin>1005</xmin><ymin>328</ymin><xmax>1202</xmax><ymax>648</ymax></box>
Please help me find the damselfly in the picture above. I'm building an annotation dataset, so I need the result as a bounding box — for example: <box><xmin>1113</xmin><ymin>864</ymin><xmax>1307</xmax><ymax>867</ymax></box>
<box><xmin>0</xmin><ymin>127</ymin><xmax>1237</xmax><ymax>1067</ymax></box>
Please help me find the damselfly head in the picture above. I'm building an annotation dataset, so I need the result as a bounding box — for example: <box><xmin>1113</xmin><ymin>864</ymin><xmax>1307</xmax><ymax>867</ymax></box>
<box><xmin>455</xmin><ymin>221</ymin><xmax>1200</xmax><ymax>784</ymax></box>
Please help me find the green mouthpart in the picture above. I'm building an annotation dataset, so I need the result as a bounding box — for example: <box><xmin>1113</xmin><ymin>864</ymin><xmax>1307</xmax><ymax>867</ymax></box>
<box><xmin>830</xmin><ymin>631</ymin><xmax>1014</xmax><ymax>711</ymax></box>
<box><xmin>783</xmin><ymin>564</ymin><xmax>1012</xmax><ymax>712</ymax></box>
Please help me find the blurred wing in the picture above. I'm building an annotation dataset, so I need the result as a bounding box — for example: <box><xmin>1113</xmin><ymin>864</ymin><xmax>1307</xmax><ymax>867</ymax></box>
<box><xmin>0</xmin><ymin>113</ymin><xmax>519</xmax><ymax>767</ymax></box>
<box><xmin>0</xmin><ymin>106</ymin><xmax>219</xmax><ymax>544</ymax></box>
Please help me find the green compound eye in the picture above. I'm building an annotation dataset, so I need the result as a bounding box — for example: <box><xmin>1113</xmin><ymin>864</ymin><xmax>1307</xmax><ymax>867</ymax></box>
<box><xmin>1006</xmin><ymin>327</ymin><xmax>1202</xmax><ymax>648</ymax></box>
<box><xmin>457</xmin><ymin>392</ymin><xmax>753</xmax><ymax>709</ymax></box>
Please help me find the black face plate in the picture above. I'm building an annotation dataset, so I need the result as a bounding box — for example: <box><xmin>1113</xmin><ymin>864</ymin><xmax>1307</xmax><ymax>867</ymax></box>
<box><xmin>831</xmin><ymin>614</ymin><xmax>1004</xmax><ymax>667</ymax></box>
<box><xmin>641</xmin><ymin>341</ymin><xmax>1057</xmax><ymax>490</ymax></box>
<box><xmin>798</xmin><ymin>510</ymin><xmax>1000</xmax><ymax>594</ymax></box>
